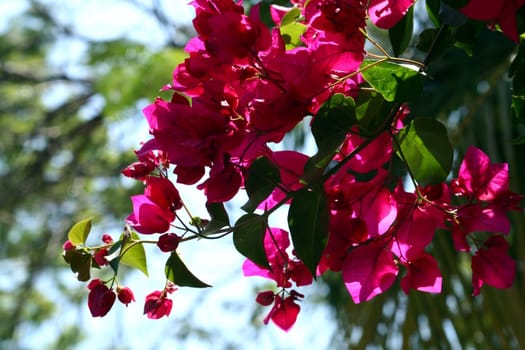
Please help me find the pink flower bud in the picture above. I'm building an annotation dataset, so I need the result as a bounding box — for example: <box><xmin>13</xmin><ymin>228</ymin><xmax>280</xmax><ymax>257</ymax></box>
<box><xmin>144</xmin><ymin>290</ymin><xmax>173</xmax><ymax>319</ymax></box>
<box><xmin>117</xmin><ymin>286</ymin><xmax>136</xmax><ymax>306</ymax></box>
<box><xmin>102</xmin><ymin>234</ymin><xmax>113</xmax><ymax>244</ymax></box>
<box><xmin>157</xmin><ymin>233</ymin><xmax>181</xmax><ymax>252</ymax></box>
<box><xmin>94</xmin><ymin>248</ymin><xmax>109</xmax><ymax>266</ymax></box>
<box><xmin>87</xmin><ymin>280</ymin><xmax>115</xmax><ymax>317</ymax></box>
<box><xmin>255</xmin><ymin>291</ymin><xmax>275</xmax><ymax>306</ymax></box>
<box><xmin>62</xmin><ymin>240</ymin><xmax>76</xmax><ymax>251</ymax></box>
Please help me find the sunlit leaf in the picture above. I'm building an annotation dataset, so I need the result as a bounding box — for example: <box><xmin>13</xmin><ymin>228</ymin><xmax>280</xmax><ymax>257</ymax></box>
<box><xmin>119</xmin><ymin>230</ymin><xmax>148</xmax><ymax>276</ymax></box>
<box><xmin>67</xmin><ymin>217</ymin><xmax>93</xmax><ymax>245</ymax></box>
<box><xmin>361</xmin><ymin>60</ymin><xmax>423</xmax><ymax>103</ymax></box>
<box><xmin>395</xmin><ymin>118</ymin><xmax>453</xmax><ymax>185</ymax></box>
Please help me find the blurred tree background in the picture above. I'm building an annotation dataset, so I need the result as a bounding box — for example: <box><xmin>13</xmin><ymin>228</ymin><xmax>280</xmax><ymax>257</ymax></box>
<box><xmin>1</xmin><ymin>1</ymin><xmax>524</xmax><ymax>349</ymax></box>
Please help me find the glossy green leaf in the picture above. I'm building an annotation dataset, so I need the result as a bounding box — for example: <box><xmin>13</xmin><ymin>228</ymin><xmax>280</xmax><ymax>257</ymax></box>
<box><xmin>67</xmin><ymin>217</ymin><xmax>93</xmax><ymax>245</ymax></box>
<box><xmin>165</xmin><ymin>252</ymin><xmax>210</xmax><ymax>288</ymax></box>
<box><xmin>242</xmin><ymin>157</ymin><xmax>281</xmax><ymax>213</ymax></box>
<box><xmin>389</xmin><ymin>5</ymin><xmax>414</xmax><ymax>56</ymax></box>
<box><xmin>233</xmin><ymin>213</ymin><xmax>269</xmax><ymax>269</ymax></box>
<box><xmin>119</xmin><ymin>230</ymin><xmax>148</xmax><ymax>276</ymax></box>
<box><xmin>107</xmin><ymin>240</ymin><xmax>123</xmax><ymax>274</ymax></box>
<box><xmin>360</xmin><ymin>60</ymin><xmax>422</xmax><ymax>102</ymax></box>
<box><xmin>288</xmin><ymin>186</ymin><xmax>329</xmax><ymax>276</ymax></box>
<box><xmin>395</xmin><ymin>118</ymin><xmax>453</xmax><ymax>185</ymax></box>
<box><xmin>63</xmin><ymin>250</ymin><xmax>92</xmax><ymax>282</ymax></box>
<box><xmin>201</xmin><ymin>202</ymin><xmax>230</xmax><ymax>235</ymax></box>
<box><xmin>302</xmin><ymin>94</ymin><xmax>357</xmax><ymax>184</ymax></box>
<box><xmin>355</xmin><ymin>90</ymin><xmax>393</xmax><ymax>135</ymax></box>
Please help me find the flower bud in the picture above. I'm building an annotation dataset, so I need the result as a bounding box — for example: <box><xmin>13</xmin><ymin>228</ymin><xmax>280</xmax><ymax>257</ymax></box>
<box><xmin>117</xmin><ymin>286</ymin><xmax>136</xmax><ymax>306</ymax></box>
<box><xmin>255</xmin><ymin>290</ymin><xmax>275</xmax><ymax>306</ymax></box>
<box><xmin>62</xmin><ymin>240</ymin><xmax>76</xmax><ymax>251</ymax></box>
<box><xmin>157</xmin><ymin>233</ymin><xmax>181</xmax><ymax>252</ymax></box>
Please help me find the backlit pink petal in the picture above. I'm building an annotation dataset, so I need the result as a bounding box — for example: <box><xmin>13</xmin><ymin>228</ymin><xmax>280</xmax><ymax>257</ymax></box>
<box><xmin>368</xmin><ymin>0</ymin><xmax>415</xmax><ymax>29</ymax></box>
<box><xmin>456</xmin><ymin>204</ymin><xmax>511</xmax><ymax>235</ymax></box>
<box><xmin>400</xmin><ymin>253</ymin><xmax>442</xmax><ymax>294</ymax></box>
<box><xmin>242</xmin><ymin>259</ymin><xmax>273</xmax><ymax>280</ymax></box>
<box><xmin>342</xmin><ymin>241</ymin><xmax>399</xmax><ymax>303</ymax></box>
<box><xmin>460</xmin><ymin>0</ymin><xmax>504</xmax><ymax>20</ymax></box>
<box><xmin>458</xmin><ymin>146</ymin><xmax>509</xmax><ymax>201</ymax></box>
<box><xmin>270</xmin><ymin>296</ymin><xmax>301</xmax><ymax>332</ymax></box>
<box><xmin>127</xmin><ymin>195</ymin><xmax>174</xmax><ymax>234</ymax></box>
<box><xmin>471</xmin><ymin>236</ymin><xmax>516</xmax><ymax>296</ymax></box>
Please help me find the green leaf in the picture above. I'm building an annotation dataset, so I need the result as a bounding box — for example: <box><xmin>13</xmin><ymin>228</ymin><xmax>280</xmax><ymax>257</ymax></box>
<box><xmin>67</xmin><ymin>217</ymin><xmax>93</xmax><ymax>245</ymax></box>
<box><xmin>279</xmin><ymin>7</ymin><xmax>306</xmax><ymax>49</ymax></box>
<box><xmin>355</xmin><ymin>90</ymin><xmax>394</xmax><ymax>135</ymax></box>
<box><xmin>280</xmin><ymin>22</ymin><xmax>306</xmax><ymax>49</ymax></box>
<box><xmin>360</xmin><ymin>60</ymin><xmax>423</xmax><ymax>102</ymax></box>
<box><xmin>389</xmin><ymin>5</ymin><xmax>414</xmax><ymax>56</ymax></box>
<box><xmin>233</xmin><ymin>213</ymin><xmax>269</xmax><ymax>269</ymax></box>
<box><xmin>242</xmin><ymin>157</ymin><xmax>281</xmax><ymax>213</ymax></box>
<box><xmin>119</xmin><ymin>230</ymin><xmax>148</xmax><ymax>276</ymax></box>
<box><xmin>165</xmin><ymin>252</ymin><xmax>210</xmax><ymax>288</ymax></box>
<box><xmin>63</xmin><ymin>250</ymin><xmax>92</xmax><ymax>282</ymax></box>
<box><xmin>288</xmin><ymin>186</ymin><xmax>329</xmax><ymax>276</ymax></box>
<box><xmin>280</xmin><ymin>7</ymin><xmax>301</xmax><ymax>27</ymax></box>
<box><xmin>201</xmin><ymin>202</ymin><xmax>230</xmax><ymax>235</ymax></box>
<box><xmin>395</xmin><ymin>118</ymin><xmax>453</xmax><ymax>185</ymax></box>
<box><xmin>302</xmin><ymin>94</ymin><xmax>357</xmax><ymax>184</ymax></box>
<box><xmin>107</xmin><ymin>240</ymin><xmax>123</xmax><ymax>274</ymax></box>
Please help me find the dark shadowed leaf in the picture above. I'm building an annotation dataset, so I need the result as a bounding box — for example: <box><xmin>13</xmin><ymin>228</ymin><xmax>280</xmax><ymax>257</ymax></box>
<box><xmin>242</xmin><ymin>157</ymin><xmax>281</xmax><ymax>213</ymax></box>
<box><xmin>201</xmin><ymin>202</ymin><xmax>230</xmax><ymax>235</ymax></box>
<box><xmin>302</xmin><ymin>94</ymin><xmax>356</xmax><ymax>184</ymax></box>
<box><xmin>63</xmin><ymin>250</ymin><xmax>92</xmax><ymax>282</ymax></box>
<box><xmin>233</xmin><ymin>213</ymin><xmax>269</xmax><ymax>269</ymax></box>
<box><xmin>288</xmin><ymin>186</ymin><xmax>329</xmax><ymax>276</ymax></box>
<box><xmin>165</xmin><ymin>252</ymin><xmax>211</xmax><ymax>288</ymax></box>
<box><xmin>389</xmin><ymin>6</ymin><xmax>414</xmax><ymax>56</ymax></box>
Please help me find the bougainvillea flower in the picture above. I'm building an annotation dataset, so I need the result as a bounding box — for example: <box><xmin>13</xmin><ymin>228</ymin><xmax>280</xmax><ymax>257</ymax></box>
<box><xmin>144</xmin><ymin>176</ymin><xmax>183</xmax><ymax>211</ymax></box>
<box><xmin>259</xmin><ymin>151</ymin><xmax>309</xmax><ymax>210</ymax></box>
<box><xmin>117</xmin><ymin>286</ymin><xmax>136</xmax><ymax>307</ymax></box>
<box><xmin>452</xmin><ymin>204</ymin><xmax>511</xmax><ymax>251</ymax></box>
<box><xmin>471</xmin><ymin>235</ymin><xmax>516</xmax><ymax>296</ymax></box>
<box><xmin>460</xmin><ymin>0</ymin><xmax>525</xmax><ymax>42</ymax></box>
<box><xmin>242</xmin><ymin>228</ymin><xmax>313</xmax><ymax>288</ymax></box>
<box><xmin>400</xmin><ymin>253</ymin><xmax>442</xmax><ymax>294</ymax></box>
<box><xmin>157</xmin><ymin>233</ymin><xmax>181</xmax><ymax>252</ymax></box>
<box><xmin>263</xmin><ymin>292</ymin><xmax>302</xmax><ymax>332</ymax></box>
<box><xmin>342</xmin><ymin>240</ymin><xmax>399</xmax><ymax>303</ymax></box>
<box><xmin>87</xmin><ymin>279</ymin><xmax>116</xmax><ymax>317</ymax></box>
<box><xmin>93</xmin><ymin>248</ymin><xmax>109</xmax><ymax>267</ymax></box>
<box><xmin>367</xmin><ymin>0</ymin><xmax>416</xmax><ymax>29</ymax></box>
<box><xmin>143</xmin><ymin>290</ymin><xmax>173</xmax><ymax>319</ymax></box>
<box><xmin>452</xmin><ymin>146</ymin><xmax>510</xmax><ymax>201</ymax></box>
<box><xmin>126</xmin><ymin>195</ymin><xmax>175</xmax><ymax>234</ymax></box>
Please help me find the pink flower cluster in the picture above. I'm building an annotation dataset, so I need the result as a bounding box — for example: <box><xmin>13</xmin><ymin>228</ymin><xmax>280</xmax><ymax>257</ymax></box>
<box><xmin>65</xmin><ymin>0</ymin><xmax>524</xmax><ymax>330</ymax></box>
